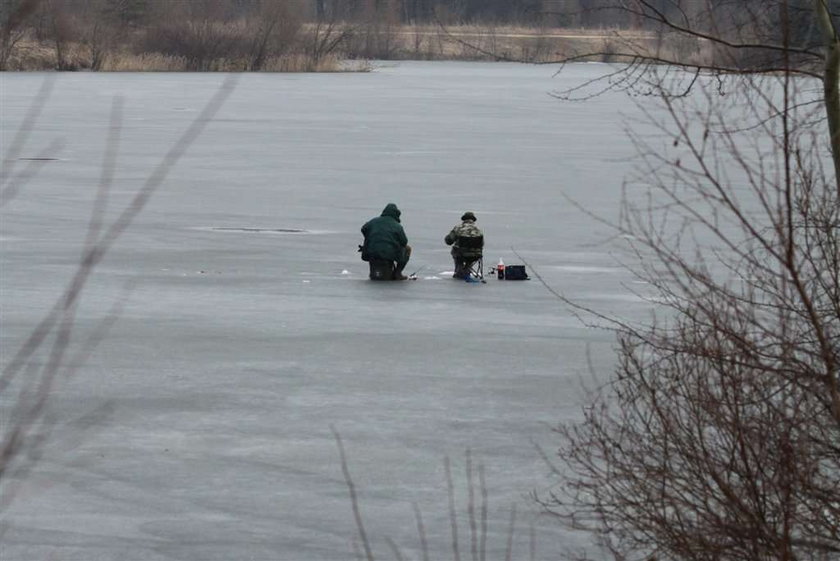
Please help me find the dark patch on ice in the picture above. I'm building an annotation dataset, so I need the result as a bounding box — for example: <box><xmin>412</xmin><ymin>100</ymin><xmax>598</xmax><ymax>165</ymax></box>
<box><xmin>211</xmin><ymin>227</ymin><xmax>307</xmax><ymax>234</ymax></box>
<box><xmin>192</xmin><ymin>226</ymin><xmax>334</xmax><ymax>235</ymax></box>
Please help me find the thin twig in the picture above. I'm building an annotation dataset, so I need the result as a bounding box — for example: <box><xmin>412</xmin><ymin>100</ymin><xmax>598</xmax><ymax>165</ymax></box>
<box><xmin>331</xmin><ymin>425</ymin><xmax>374</xmax><ymax>561</ymax></box>
<box><xmin>412</xmin><ymin>501</ymin><xmax>430</xmax><ymax>561</ymax></box>
<box><xmin>84</xmin><ymin>96</ymin><xmax>123</xmax><ymax>250</ymax></box>
<box><xmin>444</xmin><ymin>455</ymin><xmax>461</xmax><ymax>561</ymax></box>
<box><xmin>466</xmin><ymin>449</ymin><xmax>477</xmax><ymax>561</ymax></box>
<box><xmin>479</xmin><ymin>463</ymin><xmax>487</xmax><ymax>561</ymax></box>
<box><xmin>504</xmin><ymin>504</ymin><xmax>517</xmax><ymax>561</ymax></box>
<box><xmin>385</xmin><ymin>537</ymin><xmax>404</xmax><ymax>561</ymax></box>
<box><xmin>529</xmin><ymin>523</ymin><xmax>536</xmax><ymax>561</ymax></box>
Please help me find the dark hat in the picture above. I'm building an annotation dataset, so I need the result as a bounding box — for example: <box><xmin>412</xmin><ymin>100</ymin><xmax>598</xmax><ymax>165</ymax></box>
<box><xmin>461</xmin><ymin>211</ymin><xmax>476</xmax><ymax>221</ymax></box>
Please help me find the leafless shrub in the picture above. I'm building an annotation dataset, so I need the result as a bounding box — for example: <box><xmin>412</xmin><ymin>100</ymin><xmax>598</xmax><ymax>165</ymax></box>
<box><xmin>142</xmin><ymin>18</ymin><xmax>243</xmax><ymax>71</ymax></box>
<box><xmin>597</xmin><ymin>37</ymin><xmax>620</xmax><ymax>63</ymax></box>
<box><xmin>409</xmin><ymin>23</ymin><xmax>425</xmax><ymax>57</ymax></box>
<box><xmin>534</xmin><ymin>3</ymin><xmax>840</xmax><ymax>560</ymax></box>
<box><xmin>348</xmin><ymin>0</ymin><xmax>402</xmax><ymax>60</ymax></box>
<box><xmin>30</xmin><ymin>0</ymin><xmax>79</xmax><ymax>70</ymax></box>
<box><xmin>332</xmin><ymin>428</ymin><xmax>536</xmax><ymax>561</ymax></box>
<box><xmin>0</xmin><ymin>0</ymin><xmax>42</xmax><ymax>69</ymax></box>
<box><xmin>305</xmin><ymin>20</ymin><xmax>355</xmax><ymax>69</ymax></box>
<box><xmin>517</xmin><ymin>30</ymin><xmax>552</xmax><ymax>63</ymax></box>
<box><xmin>7</xmin><ymin>1</ymin><xmax>714</xmax><ymax>71</ymax></box>
<box><xmin>74</xmin><ymin>0</ymin><xmax>126</xmax><ymax>71</ymax></box>
<box><xmin>102</xmin><ymin>51</ymin><xmax>186</xmax><ymax>71</ymax></box>
<box><xmin>239</xmin><ymin>0</ymin><xmax>302</xmax><ymax>71</ymax></box>
<box><xmin>82</xmin><ymin>19</ymin><xmax>112</xmax><ymax>70</ymax></box>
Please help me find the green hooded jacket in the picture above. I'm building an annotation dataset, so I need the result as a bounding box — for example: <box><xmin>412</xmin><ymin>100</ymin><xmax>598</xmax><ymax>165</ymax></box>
<box><xmin>361</xmin><ymin>203</ymin><xmax>408</xmax><ymax>262</ymax></box>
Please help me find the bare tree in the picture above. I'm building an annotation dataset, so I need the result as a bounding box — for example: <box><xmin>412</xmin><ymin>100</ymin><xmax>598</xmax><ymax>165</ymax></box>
<box><xmin>0</xmin><ymin>0</ymin><xmax>41</xmax><ymax>69</ymax></box>
<box><xmin>76</xmin><ymin>0</ymin><xmax>122</xmax><ymax>70</ymax></box>
<box><xmin>140</xmin><ymin>0</ymin><xmax>241</xmax><ymax>71</ymax></box>
<box><xmin>354</xmin><ymin>0</ymin><xmax>400</xmax><ymax>59</ymax></box>
<box><xmin>535</xmin><ymin>3</ymin><xmax>840</xmax><ymax>560</ymax></box>
<box><xmin>306</xmin><ymin>0</ymin><xmax>355</xmax><ymax>68</ymax></box>
<box><xmin>243</xmin><ymin>0</ymin><xmax>302</xmax><ymax>71</ymax></box>
<box><xmin>37</xmin><ymin>0</ymin><xmax>79</xmax><ymax>70</ymax></box>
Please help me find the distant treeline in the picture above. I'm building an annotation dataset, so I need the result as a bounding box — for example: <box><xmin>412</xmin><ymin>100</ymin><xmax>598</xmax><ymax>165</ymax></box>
<box><xmin>36</xmin><ymin>0</ymin><xmax>832</xmax><ymax>30</ymax></box>
<box><xmin>0</xmin><ymin>0</ymin><xmax>833</xmax><ymax>71</ymax></box>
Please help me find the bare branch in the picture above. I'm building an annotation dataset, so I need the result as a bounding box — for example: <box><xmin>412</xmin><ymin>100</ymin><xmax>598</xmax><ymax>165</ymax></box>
<box><xmin>331</xmin><ymin>425</ymin><xmax>374</xmax><ymax>561</ymax></box>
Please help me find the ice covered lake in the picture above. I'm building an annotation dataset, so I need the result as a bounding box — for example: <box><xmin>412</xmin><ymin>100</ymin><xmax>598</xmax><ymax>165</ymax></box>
<box><xmin>1</xmin><ymin>62</ymin><xmax>654</xmax><ymax>560</ymax></box>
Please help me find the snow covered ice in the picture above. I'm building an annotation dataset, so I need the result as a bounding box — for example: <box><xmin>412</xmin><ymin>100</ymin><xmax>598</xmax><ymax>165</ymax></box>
<box><xmin>1</xmin><ymin>62</ymin><xmax>653</xmax><ymax>560</ymax></box>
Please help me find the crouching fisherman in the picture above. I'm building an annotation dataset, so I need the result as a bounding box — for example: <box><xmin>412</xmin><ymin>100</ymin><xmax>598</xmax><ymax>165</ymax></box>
<box><xmin>360</xmin><ymin>203</ymin><xmax>412</xmax><ymax>280</ymax></box>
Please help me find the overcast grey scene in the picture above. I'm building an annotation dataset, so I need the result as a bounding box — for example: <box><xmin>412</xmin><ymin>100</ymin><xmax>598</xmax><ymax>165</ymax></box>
<box><xmin>0</xmin><ymin>61</ymin><xmax>656</xmax><ymax>560</ymax></box>
<box><xmin>4</xmin><ymin>0</ymin><xmax>840</xmax><ymax>558</ymax></box>
<box><xmin>3</xmin><ymin>52</ymin><xmax>813</xmax><ymax>561</ymax></box>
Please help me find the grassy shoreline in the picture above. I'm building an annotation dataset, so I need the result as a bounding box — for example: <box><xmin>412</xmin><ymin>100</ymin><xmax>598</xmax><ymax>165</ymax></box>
<box><xmin>3</xmin><ymin>24</ymin><xmax>664</xmax><ymax>72</ymax></box>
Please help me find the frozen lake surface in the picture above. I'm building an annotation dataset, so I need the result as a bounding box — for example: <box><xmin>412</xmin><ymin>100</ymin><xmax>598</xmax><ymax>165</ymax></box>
<box><xmin>1</xmin><ymin>62</ymin><xmax>651</xmax><ymax>560</ymax></box>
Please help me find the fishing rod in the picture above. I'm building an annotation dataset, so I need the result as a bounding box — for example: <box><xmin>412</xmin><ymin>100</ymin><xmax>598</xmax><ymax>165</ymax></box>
<box><xmin>407</xmin><ymin>265</ymin><xmax>425</xmax><ymax>279</ymax></box>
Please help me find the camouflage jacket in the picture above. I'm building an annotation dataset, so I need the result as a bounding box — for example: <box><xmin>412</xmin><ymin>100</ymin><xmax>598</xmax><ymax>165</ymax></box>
<box><xmin>445</xmin><ymin>220</ymin><xmax>483</xmax><ymax>257</ymax></box>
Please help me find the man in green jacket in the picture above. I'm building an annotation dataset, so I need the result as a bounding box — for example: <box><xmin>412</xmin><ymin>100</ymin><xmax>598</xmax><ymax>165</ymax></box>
<box><xmin>360</xmin><ymin>203</ymin><xmax>412</xmax><ymax>280</ymax></box>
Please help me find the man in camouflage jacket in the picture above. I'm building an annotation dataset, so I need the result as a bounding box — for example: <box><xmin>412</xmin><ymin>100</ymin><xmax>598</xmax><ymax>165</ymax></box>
<box><xmin>444</xmin><ymin>211</ymin><xmax>483</xmax><ymax>278</ymax></box>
